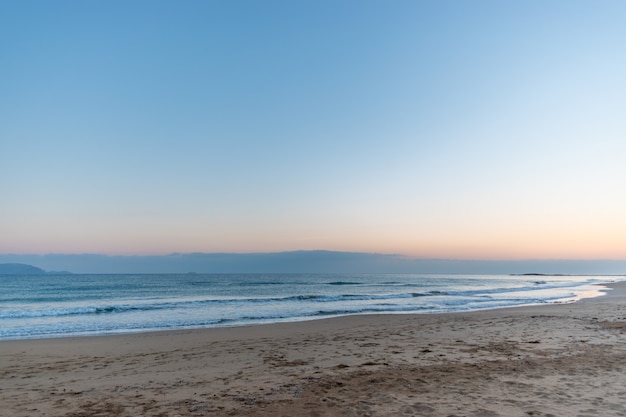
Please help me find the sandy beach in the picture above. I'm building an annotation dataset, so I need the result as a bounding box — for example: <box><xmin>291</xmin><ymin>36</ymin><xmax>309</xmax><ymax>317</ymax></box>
<box><xmin>1</xmin><ymin>283</ymin><xmax>625</xmax><ymax>417</ymax></box>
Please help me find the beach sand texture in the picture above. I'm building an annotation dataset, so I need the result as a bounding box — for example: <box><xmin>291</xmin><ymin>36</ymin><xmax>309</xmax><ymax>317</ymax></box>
<box><xmin>1</xmin><ymin>283</ymin><xmax>625</xmax><ymax>417</ymax></box>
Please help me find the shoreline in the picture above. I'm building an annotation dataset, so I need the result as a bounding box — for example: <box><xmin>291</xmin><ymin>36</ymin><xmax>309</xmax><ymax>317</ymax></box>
<box><xmin>0</xmin><ymin>282</ymin><xmax>618</xmax><ymax>346</ymax></box>
<box><xmin>1</xmin><ymin>279</ymin><xmax>617</xmax><ymax>343</ymax></box>
<box><xmin>2</xmin><ymin>282</ymin><xmax>625</xmax><ymax>416</ymax></box>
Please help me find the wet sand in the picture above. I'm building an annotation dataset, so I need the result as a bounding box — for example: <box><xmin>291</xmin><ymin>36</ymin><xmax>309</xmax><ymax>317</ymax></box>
<box><xmin>1</xmin><ymin>282</ymin><xmax>626</xmax><ymax>417</ymax></box>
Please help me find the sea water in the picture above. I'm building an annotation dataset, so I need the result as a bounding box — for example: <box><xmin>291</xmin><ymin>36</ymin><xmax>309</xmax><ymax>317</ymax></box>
<box><xmin>0</xmin><ymin>273</ymin><xmax>620</xmax><ymax>340</ymax></box>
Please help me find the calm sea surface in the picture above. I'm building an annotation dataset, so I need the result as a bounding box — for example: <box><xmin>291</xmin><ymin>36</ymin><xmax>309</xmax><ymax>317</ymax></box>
<box><xmin>0</xmin><ymin>273</ymin><xmax>621</xmax><ymax>340</ymax></box>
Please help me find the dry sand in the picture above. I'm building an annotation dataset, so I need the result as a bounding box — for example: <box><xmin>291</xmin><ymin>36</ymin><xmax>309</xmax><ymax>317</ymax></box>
<box><xmin>1</xmin><ymin>283</ymin><xmax>626</xmax><ymax>417</ymax></box>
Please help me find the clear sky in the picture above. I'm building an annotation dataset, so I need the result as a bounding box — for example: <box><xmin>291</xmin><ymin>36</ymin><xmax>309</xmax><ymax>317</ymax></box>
<box><xmin>2</xmin><ymin>0</ymin><xmax>625</xmax><ymax>260</ymax></box>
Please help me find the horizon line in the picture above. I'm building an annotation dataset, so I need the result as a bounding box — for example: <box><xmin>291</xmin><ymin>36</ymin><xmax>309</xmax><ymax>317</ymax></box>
<box><xmin>2</xmin><ymin>249</ymin><xmax>626</xmax><ymax>262</ymax></box>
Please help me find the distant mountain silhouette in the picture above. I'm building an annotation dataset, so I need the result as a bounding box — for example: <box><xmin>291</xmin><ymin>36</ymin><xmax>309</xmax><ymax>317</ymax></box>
<box><xmin>1</xmin><ymin>251</ymin><xmax>625</xmax><ymax>275</ymax></box>
<box><xmin>0</xmin><ymin>263</ymin><xmax>46</xmax><ymax>275</ymax></box>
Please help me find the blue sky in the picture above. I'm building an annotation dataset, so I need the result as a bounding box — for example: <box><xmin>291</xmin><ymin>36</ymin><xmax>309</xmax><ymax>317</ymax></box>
<box><xmin>2</xmin><ymin>0</ymin><xmax>626</xmax><ymax>259</ymax></box>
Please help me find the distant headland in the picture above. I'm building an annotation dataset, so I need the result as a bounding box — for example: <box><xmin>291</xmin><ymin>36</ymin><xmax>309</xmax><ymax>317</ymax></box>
<box><xmin>0</xmin><ymin>263</ymin><xmax>71</xmax><ymax>275</ymax></box>
<box><xmin>1</xmin><ymin>252</ymin><xmax>626</xmax><ymax>275</ymax></box>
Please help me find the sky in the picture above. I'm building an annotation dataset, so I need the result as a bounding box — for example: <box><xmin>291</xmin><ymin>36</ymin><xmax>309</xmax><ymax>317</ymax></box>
<box><xmin>2</xmin><ymin>0</ymin><xmax>626</xmax><ymax>261</ymax></box>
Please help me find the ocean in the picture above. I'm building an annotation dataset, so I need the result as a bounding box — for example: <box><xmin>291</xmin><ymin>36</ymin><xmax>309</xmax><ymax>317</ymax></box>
<box><xmin>0</xmin><ymin>273</ymin><xmax>621</xmax><ymax>340</ymax></box>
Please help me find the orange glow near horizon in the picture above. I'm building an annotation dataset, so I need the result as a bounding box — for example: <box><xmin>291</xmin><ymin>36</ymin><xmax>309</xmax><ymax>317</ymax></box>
<box><xmin>4</xmin><ymin>225</ymin><xmax>626</xmax><ymax>260</ymax></box>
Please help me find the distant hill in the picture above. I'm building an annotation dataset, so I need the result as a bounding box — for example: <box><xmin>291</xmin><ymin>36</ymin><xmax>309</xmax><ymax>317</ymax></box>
<box><xmin>0</xmin><ymin>252</ymin><xmax>625</xmax><ymax>274</ymax></box>
<box><xmin>0</xmin><ymin>263</ymin><xmax>46</xmax><ymax>275</ymax></box>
